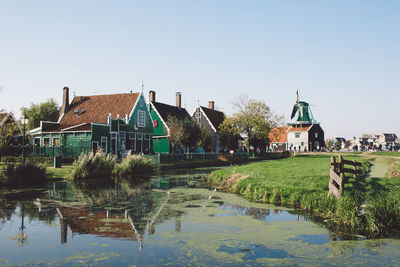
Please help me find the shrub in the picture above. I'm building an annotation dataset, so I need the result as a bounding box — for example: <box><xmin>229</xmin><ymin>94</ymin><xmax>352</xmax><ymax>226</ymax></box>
<box><xmin>26</xmin><ymin>157</ymin><xmax>53</xmax><ymax>165</ymax></box>
<box><xmin>114</xmin><ymin>155</ymin><xmax>153</xmax><ymax>177</ymax></box>
<box><xmin>2</xmin><ymin>155</ymin><xmax>21</xmax><ymax>163</ymax></box>
<box><xmin>71</xmin><ymin>151</ymin><xmax>116</xmax><ymax>181</ymax></box>
<box><xmin>0</xmin><ymin>163</ymin><xmax>47</xmax><ymax>187</ymax></box>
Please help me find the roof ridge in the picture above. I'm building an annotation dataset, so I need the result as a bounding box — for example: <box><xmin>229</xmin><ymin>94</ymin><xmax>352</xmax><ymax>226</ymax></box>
<box><xmin>73</xmin><ymin>92</ymin><xmax>140</xmax><ymax>98</ymax></box>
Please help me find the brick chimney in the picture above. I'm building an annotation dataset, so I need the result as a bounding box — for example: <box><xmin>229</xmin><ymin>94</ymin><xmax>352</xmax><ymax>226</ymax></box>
<box><xmin>59</xmin><ymin>87</ymin><xmax>70</xmax><ymax>120</ymax></box>
<box><xmin>176</xmin><ymin>92</ymin><xmax>182</xmax><ymax>108</ymax></box>
<box><xmin>149</xmin><ymin>90</ymin><xmax>156</xmax><ymax>102</ymax></box>
<box><xmin>208</xmin><ymin>101</ymin><xmax>215</xmax><ymax>110</ymax></box>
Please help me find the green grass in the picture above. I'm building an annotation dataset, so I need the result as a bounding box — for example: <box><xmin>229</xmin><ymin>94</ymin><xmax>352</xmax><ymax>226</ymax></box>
<box><xmin>368</xmin><ymin>151</ymin><xmax>400</xmax><ymax>157</ymax></box>
<box><xmin>208</xmin><ymin>154</ymin><xmax>400</xmax><ymax>236</ymax></box>
<box><xmin>46</xmin><ymin>166</ymin><xmax>73</xmax><ymax>180</ymax></box>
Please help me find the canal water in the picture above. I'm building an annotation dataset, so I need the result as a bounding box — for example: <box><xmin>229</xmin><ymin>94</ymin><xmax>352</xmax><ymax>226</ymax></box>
<box><xmin>1</xmin><ymin>167</ymin><xmax>400</xmax><ymax>266</ymax></box>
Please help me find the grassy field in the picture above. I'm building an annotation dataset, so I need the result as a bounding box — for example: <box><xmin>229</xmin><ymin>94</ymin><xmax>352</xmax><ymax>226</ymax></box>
<box><xmin>208</xmin><ymin>154</ymin><xmax>400</xmax><ymax>236</ymax></box>
<box><xmin>368</xmin><ymin>151</ymin><xmax>400</xmax><ymax>157</ymax></box>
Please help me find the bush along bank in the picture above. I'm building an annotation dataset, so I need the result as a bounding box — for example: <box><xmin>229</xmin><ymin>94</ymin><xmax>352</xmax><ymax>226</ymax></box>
<box><xmin>0</xmin><ymin>163</ymin><xmax>47</xmax><ymax>187</ymax></box>
<box><xmin>71</xmin><ymin>152</ymin><xmax>154</xmax><ymax>182</ymax></box>
<box><xmin>207</xmin><ymin>154</ymin><xmax>400</xmax><ymax>237</ymax></box>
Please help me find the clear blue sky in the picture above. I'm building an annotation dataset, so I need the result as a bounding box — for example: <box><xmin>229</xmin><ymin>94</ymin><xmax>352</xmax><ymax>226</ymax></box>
<box><xmin>1</xmin><ymin>0</ymin><xmax>399</xmax><ymax>139</ymax></box>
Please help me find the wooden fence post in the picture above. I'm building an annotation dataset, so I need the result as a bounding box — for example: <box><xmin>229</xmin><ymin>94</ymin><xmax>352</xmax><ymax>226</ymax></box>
<box><xmin>338</xmin><ymin>155</ymin><xmax>344</xmax><ymax>194</ymax></box>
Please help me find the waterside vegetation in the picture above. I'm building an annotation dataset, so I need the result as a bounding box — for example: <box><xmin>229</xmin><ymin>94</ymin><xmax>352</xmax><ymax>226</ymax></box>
<box><xmin>71</xmin><ymin>151</ymin><xmax>154</xmax><ymax>181</ymax></box>
<box><xmin>207</xmin><ymin>154</ymin><xmax>400</xmax><ymax>236</ymax></box>
<box><xmin>0</xmin><ymin>162</ymin><xmax>47</xmax><ymax>187</ymax></box>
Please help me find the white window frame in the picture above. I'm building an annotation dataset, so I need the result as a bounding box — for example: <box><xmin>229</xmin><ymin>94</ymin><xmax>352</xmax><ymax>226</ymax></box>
<box><xmin>101</xmin><ymin>136</ymin><xmax>108</xmax><ymax>153</ymax></box>
<box><xmin>128</xmin><ymin>132</ymin><xmax>136</xmax><ymax>140</ymax></box>
<box><xmin>43</xmin><ymin>137</ymin><xmax>50</xmax><ymax>147</ymax></box>
<box><xmin>138</xmin><ymin>110</ymin><xmax>145</xmax><ymax>127</ymax></box>
<box><xmin>144</xmin><ymin>134</ymin><xmax>150</xmax><ymax>140</ymax></box>
<box><xmin>53</xmin><ymin>137</ymin><xmax>60</xmax><ymax>147</ymax></box>
<box><xmin>137</xmin><ymin>133</ymin><xmax>143</xmax><ymax>140</ymax></box>
<box><xmin>140</xmin><ymin>98</ymin><xmax>144</xmax><ymax>107</ymax></box>
<box><xmin>120</xmin><ymin>131</ymin><xmax>126</xmax><ymax>140</ymax></box>
<box><xmin>34</xmin><ymin>137</ymin><xmax>40</xmax><ymax>146</ymax></box>
<box><xmin>195</xmin><ymin>110</ymin><xmax>201</xmax><ymax>118</ymax></box>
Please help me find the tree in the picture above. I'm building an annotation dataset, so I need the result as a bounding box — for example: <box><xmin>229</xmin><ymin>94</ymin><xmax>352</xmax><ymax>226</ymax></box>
<box><xmin>325</xmin><ymin>138</ymin><xmax>333</xmax><ymax>149</ymax></box>
<box><xmin>198</xmin><ymin>126</ymin><xmax>213</xmax><ymax>152</ymax></box>
<box><xmin>182</xmin><ymin>117</ymin><xmax>201</xmax><ymax>153</ymax></box>
<box><xmin>220</xmin><ymin>117</ymin><xmax>239</xmax><ymax>151</ymax></box>
<box><xmin>334</xmin><ymin>141</ymin><xmax>342</xmax><ymax>151</ymax></box>
<box><xmin>361</xmin><ymin>133</ymin><xmax>373</xmax><ymax>139</ymax></box>
<box><xmin>0</xmin><ymin>117</ymin><xmax>20</xmax><ymax>146</ymax></box>
<box><xmin>227</xmin><ymin>94</ymin><xmax>283</xmax><ymax>153</ymax></box>
<box><xmin>21</xmin><ymin>98</ymin><xmax>60</xmax><ymax>130</ymax></box>
<box><xmin>166</xmin><ymin>115</ymin><xmax>184</xmax><ymax>153</ymax></box>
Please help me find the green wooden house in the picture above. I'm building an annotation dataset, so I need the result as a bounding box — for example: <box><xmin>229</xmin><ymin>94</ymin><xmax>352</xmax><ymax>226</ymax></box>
<box><xmin>148</xmin><ymin>91</ymin><xmax>190</xmax><ymax>153</ymax></box>
<box><xmin>29</xmin><ymin>87</ymin><xmax>154</xmax><ymax>157</ymax></box>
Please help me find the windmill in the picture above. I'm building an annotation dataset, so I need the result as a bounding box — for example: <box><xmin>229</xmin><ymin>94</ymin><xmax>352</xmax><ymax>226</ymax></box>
<box><xmin>290</xmin><ymin>90</ymin><xmax>315</xmax><ymax>126</ymax></box>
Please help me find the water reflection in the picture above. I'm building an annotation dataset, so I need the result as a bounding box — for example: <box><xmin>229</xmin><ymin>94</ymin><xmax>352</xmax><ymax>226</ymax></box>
<box><xmin>1</xmin><ymin>168</ymin><xmax>400</xmax><ymax>265</ymax></box>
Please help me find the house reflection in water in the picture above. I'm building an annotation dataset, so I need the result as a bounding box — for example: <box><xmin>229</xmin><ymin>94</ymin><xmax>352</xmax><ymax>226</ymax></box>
<box><xmin>57</xmin><ymin>206</ymin><xmax>143</xmax><ymax>249</ymax></box>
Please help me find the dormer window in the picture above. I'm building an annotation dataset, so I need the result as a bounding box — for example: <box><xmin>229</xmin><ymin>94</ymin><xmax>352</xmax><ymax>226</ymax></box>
<box><xmin>140</xmin><ymin>98</ymin><xmax>144</xmax><ymax>107</ymax></box>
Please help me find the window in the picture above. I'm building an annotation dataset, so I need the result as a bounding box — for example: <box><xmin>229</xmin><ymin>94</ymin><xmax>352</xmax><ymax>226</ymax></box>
<box><xmin>44</xmin><ymin>138</ymin><xmax>50</xmax><ymax>147</ymax></box>
<box><xmin>53</xmin><ymin>138</ymin><xmax>60</xmax><ymax>147</ymax></box>
<box><xmin>153</xmin><ymin>120</ymin><xmax>158</xmax><ymax>127</ymax></box>
<box><xmin>138</xmin><ymin>133</ymin><xmax>143</xmax><ymax>140</ymax></box>
<box><xmin>128</xmin><ymin>133</ymin><xmax>136</xmax><ymax>140</ymax></box>
<box><xmin>315</xmin><ymin>132</ymin><xmax>318</xmax><ymax>138</ymax></box>
<box><xmin>301</xmin><ymin>142</ymin><xmax>304</xmax><ymax>146</ymax></box>
<box><xmin>140</xmin><ymin>98</ymin><xmax>144</xmax><ymax>107</ymax></box>
<box><xmin>138</xmin><ymin>110</ymin><xmax>145</xmax><ymax>127</ymax></box>
<box><xmin>101</xmin><ymin>137</ymin><xmax>107</xmax><ymax>153</ymax></box>
<box><xmin>92</xmin><ymin>141</ymin><xmax>99</xmax><ymax>152</ymax></box>
<box><xmin>295</xmin><ymin>132</ymin><xmax>300</xmax><ymax>138</ymax></box>
<box><xmin>195</xmin><ymin>110</ymin><xmax>201</xmax><ymax>124</ymax></box>
<box><xmin>144</xmin><ymin>134</ymin><xmax>150</xmax><ymax>140</ymax></box>
<box><xmin>120</xmin><ymin>131</ymin><xmax>126</xmax><ymax>139</ymax></box>
<box><xmin>34</xmin><ymin>138</ymin><xmax>40</xmax><ymax>146</ymax></box>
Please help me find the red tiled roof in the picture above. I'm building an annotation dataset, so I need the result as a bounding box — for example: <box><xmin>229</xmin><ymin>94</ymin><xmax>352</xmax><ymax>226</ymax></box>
<box><xmin>41</xmin><ymin>93</ymin><xmax>139</xmax><ymax>133</ymax></box>
<box><xmin>287</xmin><ymin>126</ymin><xmax>311</xmax><ymax>132</ymax></box>
<box><xmin>60</xmin><ymin>93</ymin><xmax>139</xmax><ymax>126</ymax></box>
<box><xmin>269</xmin><ymin>126</ymin><xmax>290</xmax><ymax>143</ymax></box>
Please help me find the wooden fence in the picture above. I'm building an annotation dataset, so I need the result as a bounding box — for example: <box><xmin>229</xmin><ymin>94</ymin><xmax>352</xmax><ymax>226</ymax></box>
<box><xmin>329</xmin><ymin>155</ymin><xmax>362</xmax><ymax>198</ymax></box>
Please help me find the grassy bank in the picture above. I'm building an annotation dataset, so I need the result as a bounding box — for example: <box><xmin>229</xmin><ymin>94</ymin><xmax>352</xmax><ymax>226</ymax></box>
<box><xmin>207</xmin><ymin>154</ymin><xmax>400</xmax><ymax>236</ymax></box>
<box><xmin>159</xmin><ymin>152</ymin><xmax>290</xmax><ymax>170</ymax></box>
<box><xmin>368</xmin><ymin>151</ymin><xmax>400</xmax><ymax>157</ymax></box>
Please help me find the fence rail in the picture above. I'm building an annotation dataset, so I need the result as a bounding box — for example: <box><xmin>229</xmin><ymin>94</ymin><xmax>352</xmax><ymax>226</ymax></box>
<box><xmin>328</xmin><ymin>155</ymin><xmax>362</xmax><ymax>198</ymax></box>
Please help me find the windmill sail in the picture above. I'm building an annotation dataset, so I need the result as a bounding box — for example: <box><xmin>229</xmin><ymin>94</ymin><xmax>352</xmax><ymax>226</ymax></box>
<box><xmin>290</xmin><ymin>104</ymin><xmax>298</xmax><ymax>120</ymax></box>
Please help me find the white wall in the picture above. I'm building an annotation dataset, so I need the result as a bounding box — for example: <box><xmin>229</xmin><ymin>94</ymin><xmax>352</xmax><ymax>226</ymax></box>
<box><xmin>287</xmin><ymin>131</ymin><xmax>309</xmax><ymax>151</ymax></box>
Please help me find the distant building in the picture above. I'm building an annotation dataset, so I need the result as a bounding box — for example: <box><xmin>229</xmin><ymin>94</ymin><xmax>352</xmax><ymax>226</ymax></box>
<box><xmin>269</xmin><ymin>126</ymin><xmax>290</xmax><ymax>151</ymax></box>
<box><xmin>192</xmin><ymin>101</ymin><xmax>225</xmax><ymax>152</ymax></box>
<box><xmin>378</xmin><ymin>133</ymin><xmax>398</xmax><ymax>145</ymax></box>
<box><xmin>148</xmin><ymin>91</ymin><xmax>191</xmax><ymax>153</ymax></box>
<box><xmin>269</xmin><ymin>91</ymin><xmax>325</xmax><ymax>152</ymax></box>
<box><xmin>332</xmin><ymin>137</ymin><xmax>346</xmax><ymax>148</ymax></box>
